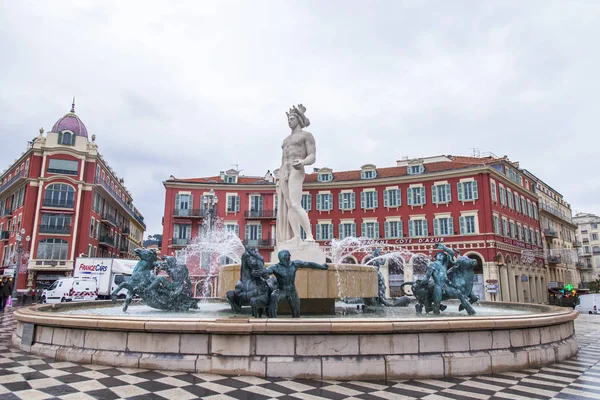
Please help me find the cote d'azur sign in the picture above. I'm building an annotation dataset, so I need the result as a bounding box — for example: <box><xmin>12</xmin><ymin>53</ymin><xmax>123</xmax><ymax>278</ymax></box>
<box><xmin>322</xmin><ymin>237</ymin><xmax>447</xmax><ymax>246</ymax></box>
<box><xmin>392</xmin><ymin>237</ymin><xmax>446</xmax><ymax>245</ymax></box>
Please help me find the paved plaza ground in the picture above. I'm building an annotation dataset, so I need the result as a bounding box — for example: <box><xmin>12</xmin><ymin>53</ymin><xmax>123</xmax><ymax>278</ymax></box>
<box><xmin>0</xmin><ymin>309</ymin><xmax>599</xmax><ymax>400</ymax></box>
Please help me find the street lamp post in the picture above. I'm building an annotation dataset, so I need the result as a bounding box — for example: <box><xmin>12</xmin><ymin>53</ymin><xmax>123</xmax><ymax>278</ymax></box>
<box><xmin>201</xmin><ymin>189</ymin><xmax>219</xmax><ymax>297</ymax></box>
<box><xmin>202</xmin><ymin>189</ymin><xmax>219</xmax><ymax>229</ymax></box>
<box><xmin>13</xmin><ymin>228</ymin><xmax>31</xmax><ymax>300</ymax></box>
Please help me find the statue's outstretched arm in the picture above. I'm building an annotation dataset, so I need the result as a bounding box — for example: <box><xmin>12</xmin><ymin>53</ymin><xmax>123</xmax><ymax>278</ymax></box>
<box><xmin>435</xmin><ymin>243</ymin><xmax>458</xmax><ymax>262</ymax></box>
<box><xmin>294</xmin><ymin>260</ymin><xmax>328</xmax><ymax>270</ymax></box>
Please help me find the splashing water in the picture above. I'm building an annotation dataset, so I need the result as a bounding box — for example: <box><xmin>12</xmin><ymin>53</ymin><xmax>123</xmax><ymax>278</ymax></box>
<box><xmin>322</xmin><ymin>237</ymin><xmax>434</xmax><ymax>299</ymax></box>
<box><xmin>177</xmin><ymin>217</ymin><xmax>245</xmax><ymax>299</ymax></box>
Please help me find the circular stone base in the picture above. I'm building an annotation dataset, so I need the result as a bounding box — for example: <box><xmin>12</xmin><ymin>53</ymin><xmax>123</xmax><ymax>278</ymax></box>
<box><xmin>12</xmin><ymin>301</ymin><xmax>578</xmax><ymax>380</ymax></box>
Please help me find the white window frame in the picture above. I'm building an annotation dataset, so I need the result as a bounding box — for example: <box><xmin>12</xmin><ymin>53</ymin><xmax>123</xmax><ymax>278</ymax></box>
<box><xmin>383</xmin><ymin>187</ymin><xmax>401</xmax><ymax>208</ymax></box>
<box><xmin>301</xmin><ymin>193</ymin><xmax>312</xmax><ymax>211</ymax></box>
<box><xmin>361</xmin><ymin>219</ymin><xmax>380</xmax><ymax>239</ymax></box>
<box><xmin>433</xmin><ymin>213</ymin><xmax>454</xmax><ymax>236</ymax></box>
<box><xmin>224</xmin><ymin>222</ymin><xmax>240</xmax><ymax>237</ymax></box>
<box><xmin>502</xmin><ymin>217</ymin><xmax>509</xmax><ymax>237</ymax></box>
<box><xmin>316</xmin><ymin>220</ymin><xmax>333</xmax><ymax>241</ymax></box>
<box><xmin>407</xmin><ymin>164</ymin><xmax>424</xmax><ymax>175</ymax></box>
<box><xmin>361</xmin><ymin>189</ymin><xmax>378</xmax><ymax>210</ymax></box>
<box><xmin>458</xmin><ymin>178</ymin><xmax>479</xmax><ymax>202</ymax></box>
<box><xmin>459</xmin><ymin>211</ymin><xmax>479</xmax><ymax>235</ymax></box>
<box><xmin>361</xmin><ymin>170</ymin><xmax>376</xmax><ymax>179</ymax></box>
<box><xmin>490</xmin><ymin>179</ymin><xmax>497</xmax><ymax>202</ymax></box>
<box><xmin>384</xmin><ymin>217</ymin><xmax>402</xmax><ymax>239</ymax></box>
<box><xmin>338</xmin><ymin>220</ymin><xmax>357</xmax><ymax>239</ymax></box>
<box><xmin>493</xmin><ymin>214</ymin><xmax>501</xmax><ymax>235</ymax></box>
<box><xmin>226</xmin><ymin>193</ymin><xmax>240</xmax><ymax>213</ymax></box>
<box><xmin>432</xmin><ymin>182</ymin><xmax>451</xmax><ymax>204</ymax></box>
<box><xmin>316</xmin><ymin>192</ymin><xmax>333</xmax><ymax>211</ymax></box>
<box><xmin>407</xmin><ymin>185</ymin><xmax>426</xmax><ymax>206</ymax></box>
<box><xmin>408</xmin><ymin>216</ymin><xmax>428</xmax><ymax>238</ymax></box>
<box><xmin>338</xmin><ymin>190</ymin><xmax>356</xmax><ymax>211</ymax></box>
<box><xmin>318</xmin><ymin>173</ymin><xmax>333</xmax><ymax>182</ymax></box>
<box><xmin>499</xmin><ymin>184</ymin><xmax>506</xmax><ymax>206</ymax></box>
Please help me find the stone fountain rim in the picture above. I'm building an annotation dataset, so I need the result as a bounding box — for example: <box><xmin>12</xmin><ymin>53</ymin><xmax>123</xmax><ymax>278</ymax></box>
<box><xmin>14</xmin><ymin>301</ymin><xmax>578</xmax><ymax>334</ymax></box>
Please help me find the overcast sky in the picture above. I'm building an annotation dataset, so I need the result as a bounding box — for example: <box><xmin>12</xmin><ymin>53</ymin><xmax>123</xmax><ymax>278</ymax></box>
<box><xmin>1</xmin><ymin>1</ymin><xmax>599</xmax><ymax>236</ymax></box>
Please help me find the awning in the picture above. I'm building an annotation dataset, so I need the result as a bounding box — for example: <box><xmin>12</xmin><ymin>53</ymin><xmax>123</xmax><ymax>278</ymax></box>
<box><xmin>28</xmin><ymin>266</ymin><xmax>73</xmax><ymax>271</ymax></box>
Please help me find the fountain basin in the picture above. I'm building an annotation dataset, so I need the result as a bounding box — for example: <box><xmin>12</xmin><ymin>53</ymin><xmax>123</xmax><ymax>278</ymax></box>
<box><xmin>12</xmin><ymin>301</ymin><xmax>578</xmax><ymax>380</ymax></box>
<box><xmin>218</xmin><ymin>263</ymin><xmax>378</xmax><ymax>314</ymax></box>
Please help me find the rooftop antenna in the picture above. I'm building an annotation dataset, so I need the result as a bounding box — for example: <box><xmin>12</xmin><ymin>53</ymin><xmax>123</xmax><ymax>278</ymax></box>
<box><xmin>231</xmin><ymin>164</ymin><xmax>243</xmax><ymax>174</ymax></box>
<box><xmin>469</xmin><ymin>148</ymin><xmax>480</xmax><ymax>158</ymax></box>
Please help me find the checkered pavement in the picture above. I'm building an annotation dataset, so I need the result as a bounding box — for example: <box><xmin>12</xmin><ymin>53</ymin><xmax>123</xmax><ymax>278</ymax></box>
<box><xmin>1</xmin><ymin>309</ymin><xmax>600</xmax><ymax>399</ymax></box>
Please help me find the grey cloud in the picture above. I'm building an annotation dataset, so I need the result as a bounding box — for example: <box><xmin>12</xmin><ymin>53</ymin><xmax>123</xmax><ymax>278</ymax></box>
<box><xmin>1</xmin><ymin>0</ymin><xmax>599</xmax><ymax>235</ymax></box>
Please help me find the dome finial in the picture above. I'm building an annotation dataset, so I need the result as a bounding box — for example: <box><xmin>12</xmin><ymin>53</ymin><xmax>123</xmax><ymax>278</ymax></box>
<box><xmin>71</xmin><ymin>97</ymin><xmax>75</xmax><ymax>113</ymax></box>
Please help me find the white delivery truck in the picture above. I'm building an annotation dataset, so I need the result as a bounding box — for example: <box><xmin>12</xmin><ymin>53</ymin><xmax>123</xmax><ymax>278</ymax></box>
<box><xmin>73</xmin><ymin>258</ymin><xmax>138</xmax><ymax>299</ymax></box>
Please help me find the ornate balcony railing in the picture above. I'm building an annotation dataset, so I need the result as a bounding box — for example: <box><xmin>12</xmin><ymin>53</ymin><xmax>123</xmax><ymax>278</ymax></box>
<box><xmin>98</xmin><ymin>235</ymin><xmax>115</xmax><ymax>247</ymax></box>
<box><xmin>543</xmin><ymin>228</ymin><xmax>558</xmax><ymax>238</ymax></box>
<box><xmin>243</xmin><ymin>238</ymin><xmax>276</xmax><ymax>248</ymax></box>
<box><xmin>171</xmin><ymin>238</ymin><xmax>191</xmax><ymax>247</ymax></box>
<box><xmin>95</xmin><ymin>177</ymin><xmax>146</xmax><ymax>229</ymax></box>
<box><xmin>546</xmin><ymin>254</ymin><xmax>561</xmax><ymax>264</ymax></box>
<box><xmin>173</xmin><ymin>208</ymin><xmax>205</xmax><ymax>218</ymax></box>
<box><xmin>101</xmin><ymin>213</ymin><xmax>118</xmax><ymax>227</ymax></box>
<box><xmin>244</xmin><ymin>209</ymin><xmax>276</xmax><ymax>219</ymax></box>
<box><xmin>576</xmin><ymin>261</ymin><xmax>592</xmax><ymax>269</ymax></box>
<box><xmin>573</xmin><ymin>240</ymin><xmax>583</xmax><ymax>247</ymax></box>
<box><xmin>42</xmin><ymin>198</ymin><xmax>74</xmax><ymax>208</ymax></box>
<box><xmin>39</xmin><ymin>225</ymin><xmax>71</xmax><ymax>235</ymax></box>
<box><xmin>0</xmin><ymin>170</ymin><xmax>26</xmax><ymax>195</ymax></box>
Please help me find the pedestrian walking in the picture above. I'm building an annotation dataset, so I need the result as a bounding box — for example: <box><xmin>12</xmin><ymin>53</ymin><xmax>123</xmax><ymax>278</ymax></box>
<box><xmin>0</xmin><ymin>277</ymin><xmax>11</xmax><ymax>311</ymax></box>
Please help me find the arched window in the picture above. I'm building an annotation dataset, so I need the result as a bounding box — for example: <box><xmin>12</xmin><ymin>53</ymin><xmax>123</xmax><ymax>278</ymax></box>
<box><xmin>58</xmin><ymin>131</ymin><xmax>76</xmax><ymax>146</ymax></box>
<box><xmin>43</xmin><ymin>184</ymin><xmax>75</xmax><ymax>207</ymax></box>
<box><xmin>36</xmin><ymin>238</ymin><xmax>68</xmax><ymax>260</ymax></box>
<box><xmin>388</xmin><ymin>258</ymin><xmax>403</xmax><ymax>275</ymax></box>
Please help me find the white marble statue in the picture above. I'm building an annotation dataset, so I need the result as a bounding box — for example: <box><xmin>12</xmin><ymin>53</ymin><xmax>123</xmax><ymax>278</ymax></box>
<box><xmin>276</xmin><ymin>104</ymin><xmax>316</xmax><ymax>244</ymax></box>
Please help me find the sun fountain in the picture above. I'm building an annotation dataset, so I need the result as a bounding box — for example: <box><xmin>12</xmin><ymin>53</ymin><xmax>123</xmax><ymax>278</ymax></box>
<box><xmin>11</xmin><ymin>104</ymin><xmax>578</xmax><ymax>380</ymax></box>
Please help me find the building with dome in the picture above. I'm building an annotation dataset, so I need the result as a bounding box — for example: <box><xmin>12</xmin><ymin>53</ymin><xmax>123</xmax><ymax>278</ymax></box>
<box><xmin>0</xmin><ymin>101</ymin><xmax>146</xmax><ymax>292</ymax></box>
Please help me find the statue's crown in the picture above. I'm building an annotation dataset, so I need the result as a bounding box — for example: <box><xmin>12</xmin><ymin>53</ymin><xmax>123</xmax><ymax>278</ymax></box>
<box><xmin>285</xmin><ymin>104</ymin><xmax>310</xmax><ymax>127</ymax></box>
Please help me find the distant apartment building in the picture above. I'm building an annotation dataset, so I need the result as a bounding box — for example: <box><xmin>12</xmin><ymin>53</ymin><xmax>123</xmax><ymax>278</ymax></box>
<box><xmin>522</xmin><ymin>170</ymin><xmax>580</xmax><ymax>289</ymax></box>
<box><xmin>573</xmin><ymin>212</ymin><xmax>600</xmax><ymax>284</ymax></box>
<box><xmin>163</xmin><ymin>155</ymin><xmax>549</xmax><ymax>303</ymax></box>
<box><xmin>0</xmin><ymin>102</ymin><xmax>145</xmax><ymax>291</ymax></box>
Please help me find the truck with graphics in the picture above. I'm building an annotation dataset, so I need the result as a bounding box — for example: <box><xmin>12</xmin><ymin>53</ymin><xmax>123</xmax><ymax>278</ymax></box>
<box><xmin>73</xmin><ymin>258</ymin><xmax>138</xmax><ymax>299</ymax></box>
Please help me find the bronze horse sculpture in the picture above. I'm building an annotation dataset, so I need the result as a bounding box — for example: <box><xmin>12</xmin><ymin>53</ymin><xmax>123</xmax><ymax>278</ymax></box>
<box><xmin>401</xmin><ymin>244</ymin><xmax>479</xmax><ymax>315</ymax></box>
<box><xmin>111</xmin><ymin>248</ymin><xmax>198</xmax><ymax>312</ymax></box>
<box><xmin>226</xmin><ymin>247</ymin><xmax>276</xmax><ymax>317</ymax></box>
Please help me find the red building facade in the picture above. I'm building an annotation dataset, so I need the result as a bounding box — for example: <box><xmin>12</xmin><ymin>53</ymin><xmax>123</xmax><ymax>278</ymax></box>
<box><xmin>162</xmin><ymin>156</ymin><xmax>547</xmax><ymax>303</ymax></box>
<box><xmin>0</xmin><ymin>103</ymin><xmax>146</xmax><ymax>291</ymax></box>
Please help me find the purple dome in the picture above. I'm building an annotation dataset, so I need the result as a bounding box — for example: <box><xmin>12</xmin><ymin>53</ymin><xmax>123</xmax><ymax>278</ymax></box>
<box><xmin>51</xmin><ymin>101</ymin><xmax>89</xmax><ymax>138</ymax></box>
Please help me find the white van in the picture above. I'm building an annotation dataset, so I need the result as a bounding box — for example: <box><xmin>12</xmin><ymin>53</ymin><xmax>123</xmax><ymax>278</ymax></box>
<box><xmin>41</xmin><ymin>277</ymin><xmax>98</xmax><ymax>304</ymax></box>
<box><xmin>575</xmin><ymin>294</ymin><xmax>598</xmax><ymax>314</ymax></box>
